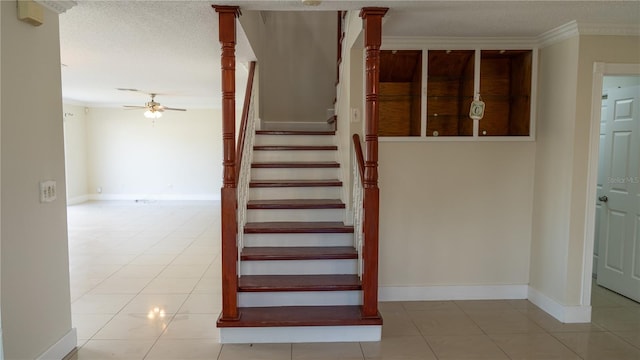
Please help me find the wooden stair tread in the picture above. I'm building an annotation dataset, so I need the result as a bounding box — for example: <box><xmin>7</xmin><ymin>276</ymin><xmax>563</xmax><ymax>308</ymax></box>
<box><xmin>245</xmin><ymin>221</ymin><xmax>354</xmax><ymax>233</ymax></box>
<box><xmin>254</xmin><ymin>145</ymin><xmax>337</xmax><ymax>151</ymax></box>
<box><xmin>241</xmin><ymin>246</ymin><xmax>357</xmax><ymax>260</ymax></box>
<box><xmin>252</xmin><ymin>161</ymin><xmax>340</xmax><ymax>168</ymax></box>
<box><xmin>238</xmin><ymin>274</ymin><xmax>361</xmax><ymax>292</ymax></box>
<box><xmin>249</xmin><ymin>179</ymin><xmax>342</xmax><ymax>188</ymax></box>
<box><xmin>256</xmin><ymin>130</ymin><xmax>335</xmax><ymax>136</ymax></box>
<box><xmin>247</xmin><ymin>199</ymin><xmax>345</xmax><ymax>209</ymax></box>
<box><xmin>217</xmin><ymin>306</ymin><xmax>382</xmax><ymax>327</ymax></box>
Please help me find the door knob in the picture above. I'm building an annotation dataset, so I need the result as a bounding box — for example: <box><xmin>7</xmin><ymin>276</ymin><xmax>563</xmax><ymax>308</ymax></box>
<box><xmin>599</xmin><ymin>195</ymin><xmax>608</xmax><ymax>202</ymax></box>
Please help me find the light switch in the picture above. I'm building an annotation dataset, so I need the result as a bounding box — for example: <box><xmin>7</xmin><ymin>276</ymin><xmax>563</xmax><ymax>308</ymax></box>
<box><xmin>40</xmin><ymin>180</ymin><xmax>57</xmax><ymax>203</ymax></box>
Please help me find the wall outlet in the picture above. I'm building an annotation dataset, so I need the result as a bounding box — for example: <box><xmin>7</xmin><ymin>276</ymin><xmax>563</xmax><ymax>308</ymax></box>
<box><xmin>40</xmin><ymin>180</ymin><xmax>57</xmax><ymax>203</ymax></box>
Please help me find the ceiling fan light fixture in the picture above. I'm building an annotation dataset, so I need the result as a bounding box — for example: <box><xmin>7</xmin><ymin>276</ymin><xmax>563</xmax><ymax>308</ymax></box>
<box><xmin>144</xmin><ymin>110</ymin><xmax>162</xmax><ymax>119</ymax></box>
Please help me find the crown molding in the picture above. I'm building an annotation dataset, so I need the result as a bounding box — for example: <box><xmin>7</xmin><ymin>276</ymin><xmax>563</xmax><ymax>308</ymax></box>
<box><xmin>538</xmin><ymin>21</ymin><xmax>640</xmax><ymax>48</ymax></box>
<box><xmin>35</xmin><ymin>1</ymin><xmax>77</xmax><ymax>14</ymax></box>
<box><xmin>537</xmin><ymin>21</ymin><xmax>579</xmax><ymax>48</ymax></box>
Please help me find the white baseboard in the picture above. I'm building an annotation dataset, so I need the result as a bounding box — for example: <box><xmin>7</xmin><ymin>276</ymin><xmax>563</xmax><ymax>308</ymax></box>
<box><xmin>527</xmin><ymin>286</ymin><xmax>591</xmax><ymax>323</ymax></box>
<box><xmin>220</xmin><ymin>325</ymin><xmax>381</xmax><ymax>344</ymax></box>
<box><xmin>379</xmin><ymin>284</ymin><xmax>528</xmax><ymax>301</ymax></box>
<box><xmin>88</xmin><ymin>193</ymin><xmax>220</xmax><ymax>201</ymax></box>
<box><xmin>37</xmin><ymin>328</ymin><xmax>77</xmax><ymax>360</ymax></box>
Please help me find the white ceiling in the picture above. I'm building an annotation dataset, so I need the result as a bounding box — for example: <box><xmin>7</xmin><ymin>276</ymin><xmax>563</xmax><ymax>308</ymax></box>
<box><xmin>59</xmin><ymin>1</ymin><xmax>640</xmax><ymax>110</ymax></box>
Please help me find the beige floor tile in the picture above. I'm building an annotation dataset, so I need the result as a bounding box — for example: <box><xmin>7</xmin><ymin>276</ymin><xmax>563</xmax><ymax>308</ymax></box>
<box><xmin>380</xmin><ymin>312</ymin><xmax>422</xmax><ymax>338</ymax></box>
<box><xmin>72</xmin><ymin>313</ymin><xmax>115</xmax><ymax>340</ymax></box>
<box><xmin>160</xmin><ymin>313</ymin><xmax>219</xmax><ymax>339</ymax></box>
<box><xmin>554</xmin><ymin>331</ymin><xmax>640</xmax><ymax>359</ymax></box>
<box><xmin>120</xmin><ymin>293</ymin><xmax>189</xmax><ymax>314</ymax></box>
<box><xmin>425</xmin><ymin>334</ymin><xmax>509</xmax><ymax>359</ymax></box>
<box><xmin>490</xmin><ymin>333</ymin><xmax>581</xmax><ymax>359</ymax></box>
<box><xmin>507</xmin><ymin>299</ymin><xmax>540</xmax><ymax>311</ymax></box>
<box><xmin>402</xmin><ymin>301</ymin><xmax>459</xmax><ymax>312</ymax></box>
<box><xmin>92</xmin><ymin>312</ymin><xmax>171</xmax><ymax>340</ymax></box>
<box><xmin>377</xmin><ymin>301</ymin><xmax>405</xmax><ymax>313</ymax></box>
<box><xmin>361</xmin><ymin>336</ymin><xmax>436</xmax><ymax>359</ymax></box>
<box><xmin>157</xmin><ymin>264</ymin><xmax>209</xmax><ymax>278</ymax></box>
<box><xmin>465</xmin><ymin>309</ymin><xmax>546</xmax><ymax>334</ymax></box>
<box><xmin>409</xmin><ymin>310</ymin><xmax>483</xmax><ymax>336</ymax></box>
<box><xmin>218</xmin><ymin>343</ymin><xmax>292</xmax><ymax>360</ymax></box>
<box><xmin>75</xmin><ymin>339</ymin><xmax>155</xmax><ymax>360</ymax></box>
<box><xmin>192</xmin><ymin>277</ymin><xmax>222</xmax><ymax>294</ymax></box>
<box><xmin>592</xmin><ymin>307</ymin><xmax>640</xmax><ymax>331</ymax></box>
<box><xmin>292</xmin><ymin>342</ymin><xmax>363</xmax><ymax>359</ymax></box>
<box><xmin>455</xmin><ymin>300</ymin><xmax>515</xmax><ymax>311</ymax></box>
<box><xmin>614</xmin><ymin>331</ymin><xmax>640</xmax><ymax>348</ymax></box>
<box><xmin>144</xmin><ymin>339</ymin><xmax>222</xmax><ymax>359</ymax></box>
<box><xmin>178</xmin><ymin>293</ymin><xmax>222</xmax><ymax>314</ymax></box>
<box><xmin>88</xmin><ymin>277</ymin><xmax>153</xmax><ymax>295</ymax></box>
<box><xmin>141</xmin><ymin>277</ymin><xmax>199</xmax><ymax>294</ymax></box>
<box><xmin>72</xmin><ymin>294</ymin><xmax>135</xmax><ymax>314</ymax></box>
<box><xmin>129</xmin><ymin>254</ymin><xmax>177</xmax><ymax>265</ymax></box>
<box><xmin>171</xmin><ymin>253</ymin><xmax>214</xmax><ymax>265</ymax></box>
<box><xmin>112</xmin><ymin>264</ymin><xmax>166</xmax><ymax>278</ymax></box>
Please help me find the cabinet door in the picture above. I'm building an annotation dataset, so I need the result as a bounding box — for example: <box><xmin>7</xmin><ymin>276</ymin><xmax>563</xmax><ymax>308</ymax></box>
<box><xmin>426</xmin><ymin>50</ymin><xmax>474</xmax><ymax>137</ymax></box>
<box><xmin>479</xmin><ymin>50</ymin><xmax>532</xmax><ymax>136</ymax></box>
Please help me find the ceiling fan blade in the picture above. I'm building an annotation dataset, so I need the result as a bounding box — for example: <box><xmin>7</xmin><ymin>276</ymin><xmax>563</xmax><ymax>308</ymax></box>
<box><xmin>123</xmin><ymin>105</ymin><xmax>148</xmax><ymax>109</ymax></box>
<box><xmin>163</xmin><ymin>107</ymin><xmax>187</xmax><ymax>111</ymax></box>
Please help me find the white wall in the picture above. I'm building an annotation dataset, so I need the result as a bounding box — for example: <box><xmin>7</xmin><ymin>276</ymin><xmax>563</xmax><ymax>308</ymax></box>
<box><xmin>569</xmin><ymin>35</ymin><xmax>640</xmax><ymax>304</ymax></box>
<box><xmin>379</xmin><ymin>142</ymin><xmax>535</xmax><ymax>290</ymax></box>
<box><xmin>63</xmin><ymin>104</ymin><xmax>89</xmax><ymax>204</ymax></box>
<box><xmin>259</xmin><ymin>11</ymin><xmax>336</xmax><ymax>124</ymax></box>
<box><xmin>84</xmin><ymin>107</ymin><xmax>222</xmax><ymax>200</ymax></box>
<box><xmin>529</xmin><ymin>34</ymin><xmax>640</xmax><ymax>314</ymax></box>
<box><xmin>529</xmin><ymin>36</ymin><xmax>579</xmax><ymax>306</ymax></box>
<box><xmin>336</xmin><ymin>11</ymin><xmax>536</xmax><ymax>297</ymax></box>
<box><xmin>1</xmin><ymin>2</ymin><xmax>74</xmax><ymax>358</ymax></box>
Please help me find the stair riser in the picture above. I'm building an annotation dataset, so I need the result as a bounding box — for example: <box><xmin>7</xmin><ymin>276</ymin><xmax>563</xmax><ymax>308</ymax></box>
<box><xmin>251</xmin><ymin>168</ymin><xmax>340</xmax><ymax>181</ymax></box>
<box><xmin>255</xmin><ymin>135</ymin><xmax>335</xmax><ymax>146</ymax></box>
<box><xmin>253</xmin><ymin>151</ymin><xmax>336</xmax><ymax>162</ymax></box>
<box><xmin>250</xmin><ymin>187</ymin><xmax>341</xmax><ymax>200</ymax></box>
<box><xmin>240</xmin><ymin>259</ymin><xmax>357</xmax><ymax>275</ymax></box>
<box><xmin>246</xmin><ymin>209</ymin><xmax>344</xmax><ymax>222</ymax></box>
<box><xmin>243</xmin><ymin>233</ymin><xmax>354</xmax><ymax>247</ymax></box>
<box><xmin>220</xmin><ymin>325</ymin><xmax>381</xmax><ymax>344</ymax></box>
<box><xmin>238</xmin><ymin>290</ymin><xmax>361</xmax><ymax>307</ymax></box>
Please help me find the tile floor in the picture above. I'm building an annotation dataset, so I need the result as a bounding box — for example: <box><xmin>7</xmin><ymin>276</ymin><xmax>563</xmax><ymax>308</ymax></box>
<box><xmin>67</xmin><ymin>201</ymin><xmax>640</xmax><ymax>359</ymax></box>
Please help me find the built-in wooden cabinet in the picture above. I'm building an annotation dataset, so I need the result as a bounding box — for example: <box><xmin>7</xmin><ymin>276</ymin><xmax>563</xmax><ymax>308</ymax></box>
<box><xmin>479</xmin><ymin>50</ymin><xmax>532</xmax><ymax>136</ymax></box>
<box><xmin>426</xmin><ymin>50</ymin><xmax>474</xmax><ymax>137</ymax></box>
<box><xmin>378</xmin><ymin>46</ymin><xmax>535</xmax><ymax>139</ymax></box>
<box><xmin>379</xmin><ymin>50</ymin><xmax>422</xmax><ymax>136</ymax></box>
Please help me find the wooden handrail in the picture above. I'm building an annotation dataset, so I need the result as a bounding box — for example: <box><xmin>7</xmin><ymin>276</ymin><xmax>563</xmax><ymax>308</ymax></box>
<box><xmin>235</xmin><ymin>61</ymin><xmax>257</xmax><ymax>184</ymax></box>
<box><xmin>352</xmin><ymin>134</ymin><xmax>365</xmax><ymax>183</ymax></box>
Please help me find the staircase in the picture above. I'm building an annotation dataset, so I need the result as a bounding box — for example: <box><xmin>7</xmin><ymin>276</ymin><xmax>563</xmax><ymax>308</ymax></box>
<box><xmin>217</xmin><ymin>129</ymin><xmax>382</xmax><ymax>343</ymax></box>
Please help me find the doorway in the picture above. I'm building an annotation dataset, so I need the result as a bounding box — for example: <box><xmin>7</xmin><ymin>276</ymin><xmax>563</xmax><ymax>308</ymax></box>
<box><xmin>586</xmin><ymin>63</ymin><xmax>640</xmax><ymax>307</ymax></box>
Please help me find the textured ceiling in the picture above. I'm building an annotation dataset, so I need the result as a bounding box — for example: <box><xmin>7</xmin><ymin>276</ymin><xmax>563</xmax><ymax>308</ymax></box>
<box><xmin>59</xmin><ymin>1</ymin><xmax>640</xmax><ymax>110</ymax></box>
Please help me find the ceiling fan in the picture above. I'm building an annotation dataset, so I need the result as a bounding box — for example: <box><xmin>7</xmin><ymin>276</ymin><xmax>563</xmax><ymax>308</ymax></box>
<box><xmin>123</xmin><ymin>93</ymin><xmax>186</xmax><ymax>119</ymax></box>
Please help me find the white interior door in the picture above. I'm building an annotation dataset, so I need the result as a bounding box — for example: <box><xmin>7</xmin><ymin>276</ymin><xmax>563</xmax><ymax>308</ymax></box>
<box><xmin>594</xmin><ymin>99</ymin><xmax>608</xmax><ymax>276</ymax></box>
<box><xmin>597</xmin><ymin>85</ymin><xmax>640</xmax><ymax>302</ymax></box>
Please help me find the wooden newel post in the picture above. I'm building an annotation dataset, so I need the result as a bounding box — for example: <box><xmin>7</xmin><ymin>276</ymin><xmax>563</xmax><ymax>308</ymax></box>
<box><xmin>360</xmin><ymin>7</ymin><xmax>387</xmax><ymax>319</ymax></box>
<box><xmin>214</xmin><ymin>5</ymin><xmax>241</xmax><ymax>322</ymax></box>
